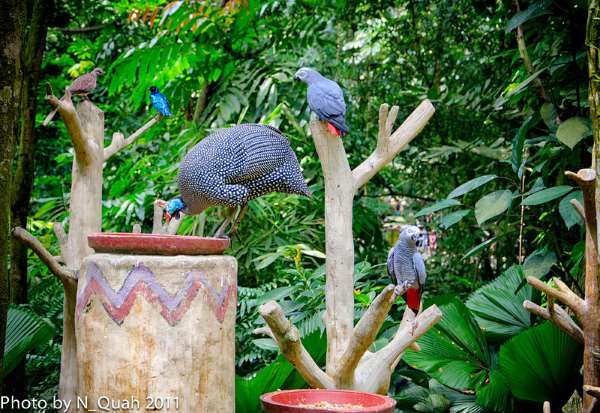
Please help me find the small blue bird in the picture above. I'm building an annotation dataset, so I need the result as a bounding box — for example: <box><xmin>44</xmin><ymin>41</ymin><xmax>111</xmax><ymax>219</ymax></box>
<box><xmin>149</xmin><ymin>86</ymin><xmax>171</xmax><ymax>116</ymax></box>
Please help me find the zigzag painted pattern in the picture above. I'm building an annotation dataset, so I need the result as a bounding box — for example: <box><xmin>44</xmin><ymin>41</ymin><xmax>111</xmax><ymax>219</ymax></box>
<box><xmin>76</xmin><ymin>263</ymin><xmax>235</xmax><ymax>326</ymax></box>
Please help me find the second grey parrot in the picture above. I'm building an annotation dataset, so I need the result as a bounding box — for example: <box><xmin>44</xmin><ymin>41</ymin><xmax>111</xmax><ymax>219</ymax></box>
<box><xmin>294</xmin><ymin>67</ymin><xmax>348</xmax><ymax>137</ymax></box>
<box><xmin>387</xmin><ymin>225</ymin><xmax>427</xmax><ymax>313</ymax></box>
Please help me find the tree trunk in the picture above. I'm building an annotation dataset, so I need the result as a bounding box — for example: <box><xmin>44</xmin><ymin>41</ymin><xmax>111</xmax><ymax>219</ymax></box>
<box><xmin>6</xmin><ymin>0</ymin><xmax>52</xmax><ymax>398</ymax></box>
<box><xmin>10</xmin><ymin>0</ymin><xmax>52</xmax><ymax>305</ymax></box>
<box><xmin>586</xmin><ymin>2</ymin><xmax>600</xmax><ymax>411</ymax></box>
<box><xmin>0</xmin><ymin>0</ymin><xmax>27</xmax><ymax>391</ymax></box>
<box><xmin>12</xmin><ymin>83</ymin><xmax>161</xmax><ymax>409</ymax></box>
<box><xmin>260</xmin><ymin>103</ymin><xmax>441</xmax><ymax>392</ymax></box>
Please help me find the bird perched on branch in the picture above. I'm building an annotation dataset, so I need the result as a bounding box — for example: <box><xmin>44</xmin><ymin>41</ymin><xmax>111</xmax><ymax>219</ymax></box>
<box><xmin>149</xmin><ymin>86</ymin><xmax>171</xmax><ymax>116</ymax></box>
<box><xmin>387</xmin><ymin>225</ymin><xmax>427</xmax><ymax>313</ymax></box>
<box><xmin>163</xmin><ymin>124</ymin><xmax>310</xmax><ymax>237</ymax></box>
<box><xmin>43</xmin><ymin>67</ymin><xmax>104</xmax><ymax>126</ymax></box>
<box><xmin>294</xmin><ymin>67</ymin><xmax>348</xmax><ymax>137</ymax></box>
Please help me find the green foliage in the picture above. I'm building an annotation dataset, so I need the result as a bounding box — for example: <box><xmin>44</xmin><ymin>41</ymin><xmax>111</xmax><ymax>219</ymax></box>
<box><xmin>474</xmin><ymin>190</ymin><xmax>513</xmax><ymax>225</ymax></box>
<box><xmin>499</xmin><ymin>322</ymin><xmax>582</xmax><ymax>404</ymax></box>
<box><xmin>466</xmin><ymin>266</ymin><xmax>532</xmax><ymax>343</ymax></box>
<box><xmin>3</xmin><ymin>306</ymin><xmax>55</xmax><ymax>378</ymax></box>
<box><xmin>447</xmin><ymin>175</ymin><xmax>497</xmax><ymax>199</ymax></box>
<box><xmin>403</xmin><ymin>266</ymin><xmax>582</xmax><ymax>412</ymax></box>
<box><xmin>403</xmin><ymin>299</ymin><xmax>490</xmax><ymax>391</ymax></box>
<box><xmin>25</xmin><ymin>0</ymin><xmax>591</xmax><ymax>410</ymax></box>
<box><xmin>556</xmin><ymin>117</ymin><xmax>592</xmax><ymax>149</ymax></box>
<box><xmin>235</xmin><ymin>330</ymin><xmax>326</xmax><ymax>413</ymax></box>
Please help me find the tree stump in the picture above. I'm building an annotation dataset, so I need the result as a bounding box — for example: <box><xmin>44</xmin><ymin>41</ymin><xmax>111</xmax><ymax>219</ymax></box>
<box><xmin>75</xmin><ymin>253</ymin><xmax>237</xmax><ymax>412</ymax></box>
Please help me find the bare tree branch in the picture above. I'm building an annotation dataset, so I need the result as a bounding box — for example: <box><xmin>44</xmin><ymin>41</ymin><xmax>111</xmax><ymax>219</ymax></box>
<box><xmin>104</xmin><ymin>115</ymin><xmax>161</xmax><ymax>160</ymax></box>
<box><xmin>259</xmin><ymin>300</ymin><xmax>334</xmax><ymax>389</ymax></box>
<box><xmin>335</xmin><ymin>284</ymin><xmax>404</xmax><ymax>385</ymax></box>
<box><xmin>352</xmin><ymin>101</ymin><xmax>435</xmax><ymax>191</ymax></box>
<box><xmin>523</xmin><ymin>300</ymin><xmax>584</xmax><ymax>343</ymax></box>
<box><xmin>13</xmin><ymin>227</ymin><xmax>76</xmax><ymax>284</ymax></box>
<box><xmin>526</xmin><ymin>276</ymin><xmax>586</xmax><ymax>320</ymax></box>
<box><xmin>253</xmin><ymin>326</ymin><xmax>275</xmax><ymax>340</ymax></box>
<box><xmin>53</xmin><ymin>221</ymin><xmax>67</xmax><ymax>256</ymax></box>
<box><xmin>584</xmin><ymin>385</ymin><xmax>600</xmax><ymax>399</ymax></box>
<box><xmin>44</xmin><ymin>89</ymin><xmax>93</xmax><ymax>165</ymax></box>
<box><xmin>353</xmin><ymin>305</ymin><xmax>442</xmax><ymax>393</ymax></box>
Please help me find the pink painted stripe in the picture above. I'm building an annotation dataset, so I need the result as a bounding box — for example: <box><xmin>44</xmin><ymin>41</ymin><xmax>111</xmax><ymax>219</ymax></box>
<box><xmin>76</xmin><ymin>263</ymin><xmax>235</xmax><ymax>326</ymax></box>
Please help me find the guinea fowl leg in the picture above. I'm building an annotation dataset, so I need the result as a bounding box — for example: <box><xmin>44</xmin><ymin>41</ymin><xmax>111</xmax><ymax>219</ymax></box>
<box><xmin>228</xmin><ymin>203</ymin><xmax>248</xmax><ymax>237</ymax></box>
<box><xmin>214</xmin><ymin>208</ymin><xmax>237</xmax><ymax>238</ymax></box>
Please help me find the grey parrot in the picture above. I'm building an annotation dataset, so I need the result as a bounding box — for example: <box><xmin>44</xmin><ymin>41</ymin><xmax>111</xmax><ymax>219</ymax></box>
<box><xmin>387</xmin><ymin>225</ymin><xmax>427</xmax><ymax>313</ymax></box>
<box><xmin>294</xmin><ymin>67</ymin><xmax>348</xmax><ymax>137</ymax></box>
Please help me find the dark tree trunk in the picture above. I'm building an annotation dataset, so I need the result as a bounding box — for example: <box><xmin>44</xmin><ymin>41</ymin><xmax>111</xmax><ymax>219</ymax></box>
<box><xmin>6</xmin><ymin>0</ymin><xmax>52</xmax><ymax>398</ymax></box>
<box><xmin>0</xmin><ymin>0</ymin><xmax>27</xmax><ymax>391</ymax></box>
<box><xmin>585</xmin><ymin>1</ymin><xmax>600</xmax><ymax>412</ymax></box>
<box><xmin>10</xmin><ymin>0</ymin><xmax>52</xmax><ymax>304</ymax></box>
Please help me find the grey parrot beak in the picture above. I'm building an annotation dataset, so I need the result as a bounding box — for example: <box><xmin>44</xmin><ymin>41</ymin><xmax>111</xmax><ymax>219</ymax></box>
<box><xmin>293</xmin><ymin>75</ymin><xmax>300</xmax><ymax>81</ymax></box>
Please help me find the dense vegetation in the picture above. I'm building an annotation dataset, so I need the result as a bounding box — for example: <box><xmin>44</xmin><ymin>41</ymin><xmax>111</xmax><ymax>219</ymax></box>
<box><xmin>2</xmin><ymin>0</ymin><xmax>594</xmax><ymax>412</ymax></box>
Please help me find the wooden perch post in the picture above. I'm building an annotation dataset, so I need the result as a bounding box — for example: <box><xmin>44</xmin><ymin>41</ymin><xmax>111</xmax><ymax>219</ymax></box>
<box><xmin>13</xmin><ymin>87</ymin><xmax>160</xmax><ymax>411</ymax></box>
<box><xmin>524</xmin><ymin>168</ymin><xmax>598</xmax><ymax>413</ymax></box>
<box><xmin>260</xmin><ymin>100</ymin><xmax>439</xmax><ymax>393</ymax></box>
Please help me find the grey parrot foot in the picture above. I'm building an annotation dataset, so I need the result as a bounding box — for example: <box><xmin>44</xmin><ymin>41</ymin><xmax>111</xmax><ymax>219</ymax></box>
<box><xmin>393</xmin><ymin>285</ymin><xmax>404</xmax><ymax>299</ymax></box>
<box><xmin>411</xmin><ymin>320</ymin><xmax>418</xmax><ymax>336</ymax></box>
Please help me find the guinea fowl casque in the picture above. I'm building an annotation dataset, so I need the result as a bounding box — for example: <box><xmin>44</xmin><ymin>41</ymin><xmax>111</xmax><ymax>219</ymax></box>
<box><xmin>164</xmin><ymin>124</ymin><xmax>311</xmax><ymax>237</ymax></box>
<box><xmin>387</xmin><ymin>225</ymin><xmax>427</xmax><ymax>313</ymax></box>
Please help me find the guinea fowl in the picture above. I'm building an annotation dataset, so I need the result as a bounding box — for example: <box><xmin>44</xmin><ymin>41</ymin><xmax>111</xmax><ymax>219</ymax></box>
<box><xmin>164</xmin><ymin>124</ymin><xmax>311</xmax><ymax>237</ymax></box>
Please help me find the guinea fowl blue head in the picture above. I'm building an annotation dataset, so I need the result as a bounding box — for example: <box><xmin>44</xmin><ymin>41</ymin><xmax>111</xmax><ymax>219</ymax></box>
<box><xmin>149</xmin><ymin>86</ymin><xmax>159</xmax><ymax>94</ymax></box>
<box><xmin>165</xmin><ymin>197</ymin><xmax>186</xmax><ymax>222</ymax></box>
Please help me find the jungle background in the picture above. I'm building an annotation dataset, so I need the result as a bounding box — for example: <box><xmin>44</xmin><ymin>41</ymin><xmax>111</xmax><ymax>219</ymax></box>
<box><xmin>0</xmin><ymin>0</ymin><xmax>593</xmax><ymax>412</ymax></box>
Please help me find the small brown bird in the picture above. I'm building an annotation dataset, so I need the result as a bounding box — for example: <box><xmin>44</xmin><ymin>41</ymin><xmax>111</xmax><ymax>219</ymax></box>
<box><xmin>43</xmin><ymin>67</ymin><xmax>104</xmax><ymax>126</ymax></box>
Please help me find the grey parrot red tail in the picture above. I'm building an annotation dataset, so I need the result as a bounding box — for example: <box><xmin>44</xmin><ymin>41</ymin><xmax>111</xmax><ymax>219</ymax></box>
<box><xmin>404</xmin><ymin>288</ymin><xmax>421</xmax><ymax>312</ymax></box>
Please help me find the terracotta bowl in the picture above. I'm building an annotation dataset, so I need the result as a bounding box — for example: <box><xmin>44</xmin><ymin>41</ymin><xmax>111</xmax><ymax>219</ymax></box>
<box><xmin>260</xmin><ymin>389</ymin><xmax>396</xmax><ymax>413</ymax></box>
<box><xmin>88</xmin><ymin>233</ymin><xmax>230</xmax><ymax>255</ymax></box>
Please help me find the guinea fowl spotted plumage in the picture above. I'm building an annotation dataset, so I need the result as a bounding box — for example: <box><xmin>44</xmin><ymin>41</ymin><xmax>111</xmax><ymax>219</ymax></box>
<box><xmin>165</xmin><ymin>124</ymin><xmax>310</xmax><ymax>236</ymax></box>
<box><xmin>43</xmin><ymin>67</ymin><xmax>104</xmax><ymax>126</ymax></box>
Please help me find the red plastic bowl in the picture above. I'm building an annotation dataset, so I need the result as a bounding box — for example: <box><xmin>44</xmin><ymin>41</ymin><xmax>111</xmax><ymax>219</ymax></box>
<box><xmin>260</xmin><ymin>389</ymin><xmax>396</xmax><ymax>413</ymax></box>
<box><xmin>88</xmin><ymin>233</ymin><xmax>230</xmax><ymax>255</ymax></box>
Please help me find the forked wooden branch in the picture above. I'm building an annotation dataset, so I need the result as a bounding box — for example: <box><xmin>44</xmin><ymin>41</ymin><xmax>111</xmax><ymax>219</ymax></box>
<box><xmin>584</xmin><ymin>385</ymin><xmax>600</xmax><ymax>399</ymax></box>
<box><xmin>523</xmin><ymin>300</ymin><xmax>584</xmax><ymax>343</ymax></box>
<box><xmin>335</xmin><ymin>284</ymin><xmax>403</xmax><ymax>383</ymax></box>
<box><xmin>353</xmin><ymin>305</ymin><xmax>442</xmax><ymax>393</ymax></box>
<box><xmin>526</xmin><ymin>276</ymin><xmax>585</xmax><ymax>320</ymax></box>
<box><xmin>352</xmin><ymin>100</ymin><xmax>435</xmax><ymax>191</ymax></box>
<box><xmin>253</xmin><ymin>326</ymin><xmax>276</xmax><ymax>340</ymax></box>
<box><xmin>53</xmin><ymin>222</ymin><xmax>68</xmax><ymax>261</ymax></box>
<box><xmin>259</xmin><ymin>300</ymin><xmax>335</xmax><ymax>389</ymax></box>
<box><xmin>264</xmin><ymin>101</ymin><xmax>435</xmax><ymax>392</ymax></box>
<box><xmin>104</xmin><ymin>115</ymin><xmax>162</xmax><ymax>160</ymax></box>
<box><xmin>45</xmin><ymin>89</ymin><xmax>93</xmax><ymax>165</ymax></box>
<box><xmin>370</xmin><ymin>305</ymin><xmax>441</xmax><ymax>368</ymax></box>
<box><xmin>525</xmin><ymin>169</ymin><xmax>598</xmax><ymax>412</ymax></box>
<box><xmin>12</xmin><ymin>227</ymin><xmax>76</xmax><ymax>284</ymax></box>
